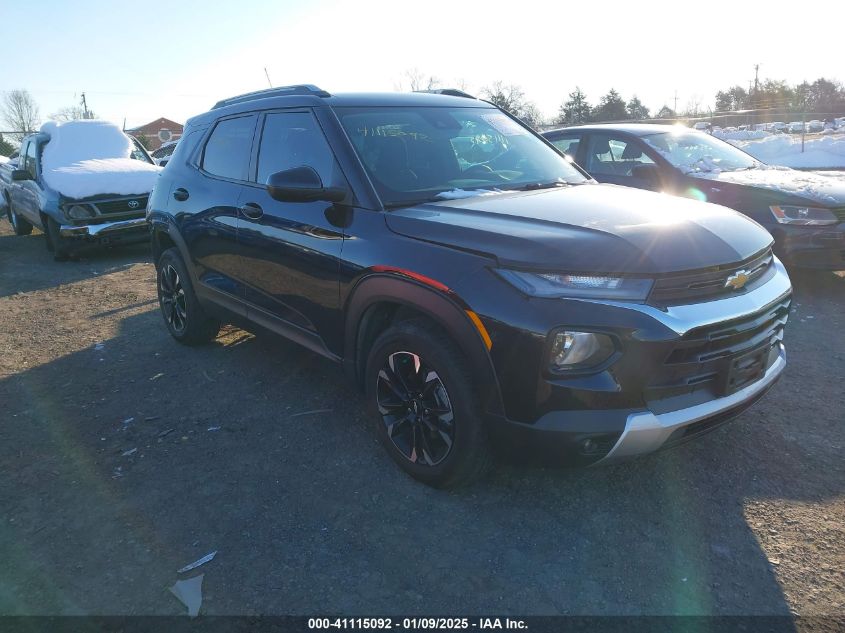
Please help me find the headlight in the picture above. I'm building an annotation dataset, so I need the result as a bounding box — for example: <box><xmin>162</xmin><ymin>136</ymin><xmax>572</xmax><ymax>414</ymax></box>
<box><xmin>495</xmin><ymin>269</ymin><xmax>653</xmax><ymax>301</ymax></box>
<box><xmin>770</xmin><ymin>205</ymin><xmax>838</xmax><ymax>226</ymax></box>
<box><xmin>66</xmin><ymin>204</ymin><xmax>95</xmax><ymax>220</ymax></box>
<box><xmin>549</xmin><ymin>330</ymin><xmax>616</xmax><ymax>372</ymax></box>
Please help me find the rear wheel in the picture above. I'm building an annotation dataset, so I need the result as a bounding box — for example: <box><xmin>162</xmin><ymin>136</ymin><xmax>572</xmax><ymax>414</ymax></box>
<box><xmin>6</xmin><ymin>199</ymin><xmax>33</xmax><ymax>236</ymax></box>
<box><xmin>365</xmin><ymin>319</ymin><xmax>493</xmax><ymax>488</ymax></box>
<box><xmin>156</xmin><ymin>247</ymin><xmax>220</xmax><ymax>345</ymax></box>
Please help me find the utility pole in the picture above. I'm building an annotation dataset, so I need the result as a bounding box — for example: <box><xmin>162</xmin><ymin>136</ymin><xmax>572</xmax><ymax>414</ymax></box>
<box><xmin>673</xmin><ymin>90</ymin><xmax>678</xmax><ymax>113</ymax></box>
<box><xmin>80</xmin><ymin>92</ymin><xmax>90</xmax><ymax>119</ymax></box>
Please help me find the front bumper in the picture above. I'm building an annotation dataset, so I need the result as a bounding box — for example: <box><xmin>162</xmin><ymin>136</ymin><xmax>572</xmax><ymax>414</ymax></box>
<box><xmin>59</xmin><ymin>217</ymin><xmax>149</xmax><ymax>242</ymax></box>
<box><xmin>773</xmin><ymin>222</ymin><xmax>845</xmax><ymax>270</ymax></box>
<box><xmin>596</xmin><ymin>345</ymin><xmax>785</xmax><ymax>464</ymax></box>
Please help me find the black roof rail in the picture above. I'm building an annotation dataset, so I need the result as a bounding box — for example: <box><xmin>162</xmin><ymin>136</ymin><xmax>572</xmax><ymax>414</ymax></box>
<box><xmin>212</xmin><ymin>84</ymin><xmax>331</xmax><ymax>110</ymax></box>
<box><xmin>414</xmin><ymin>88</ymin><xmax>477</xmax><ymax>99</ymax></box>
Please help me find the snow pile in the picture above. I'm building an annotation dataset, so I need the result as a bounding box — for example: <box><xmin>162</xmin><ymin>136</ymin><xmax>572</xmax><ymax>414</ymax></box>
<box><xmin>727</xmin><ymin>133</ymin><xmax>845</xmax><ymax>169</ymax></box>
<box><xmin>714</xmin><ymin>129</ymin><xmax>770</xmax><ymax>141</ymax></box>
<box><xmin>40</xmin><ymin>119</ymin><xmax>161</xmax><ymax>199</ymax></box>
<box><xmin>0</xmin><ymin>155</ymin><xmax>8</xmax><ymax>164</ymax></box>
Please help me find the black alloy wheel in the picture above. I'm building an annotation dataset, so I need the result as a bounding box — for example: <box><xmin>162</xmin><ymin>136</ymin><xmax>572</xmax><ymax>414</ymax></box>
<box><xmin>366</xmin><ymin>319</ymin><xmax>492</xmax><ymax>488</ymax></box>
<box><xmin>376</xmin><ymin>350</ymin><xmax>456</xmax><ymax>466</ymax></box>
<box><xmin>159</xmin><ymin>263</ymin><xmax>188</xmax><ymax>335</ymax></box>
<box><xmin>155</xmin><ymin>248</ymin><xmax>220</xmax><ymax>345</ymax></box>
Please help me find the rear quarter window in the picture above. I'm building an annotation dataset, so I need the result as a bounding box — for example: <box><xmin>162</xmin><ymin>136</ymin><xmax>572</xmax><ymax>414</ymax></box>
<box><xmin>201</xmin><ymin>115</ymin><xmax>257</xmax><ymax>181</ymax></box>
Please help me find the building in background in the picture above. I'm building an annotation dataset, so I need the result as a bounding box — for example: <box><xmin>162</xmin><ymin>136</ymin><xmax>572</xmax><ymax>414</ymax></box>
<box><xmin>126</xmin><ymin>117</ymin><xmax>183</xmax><ymax>150</ymax></box>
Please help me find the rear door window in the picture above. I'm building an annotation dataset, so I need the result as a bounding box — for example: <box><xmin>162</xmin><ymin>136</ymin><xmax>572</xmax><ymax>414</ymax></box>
<box><xmin>202</xmin><ymin>115</ymin><xmax>257</xmax><ymax>181</ymax></box>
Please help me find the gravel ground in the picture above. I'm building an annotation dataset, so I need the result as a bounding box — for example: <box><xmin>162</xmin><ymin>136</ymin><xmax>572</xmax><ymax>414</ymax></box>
<box><xmin>0</xmin><ymin>219</ymin><xmax>843</xmax><ymax>617</ymax></box>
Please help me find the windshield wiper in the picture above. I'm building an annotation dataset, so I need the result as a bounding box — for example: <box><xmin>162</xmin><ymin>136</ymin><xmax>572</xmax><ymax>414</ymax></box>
<box><xmin>509</xmin><ymin>181</ymin><xmax>571</xmax><ymax>191</ymax></box>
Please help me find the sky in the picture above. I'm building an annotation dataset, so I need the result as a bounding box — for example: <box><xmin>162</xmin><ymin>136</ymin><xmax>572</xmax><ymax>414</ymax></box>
<box><xmin>2</xmin><ymin>0</ymin><xmax>841</xmax><ymax>130</ymax></box>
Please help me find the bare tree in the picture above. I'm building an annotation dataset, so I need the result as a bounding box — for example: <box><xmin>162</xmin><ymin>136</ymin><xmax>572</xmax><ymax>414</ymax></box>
<box><xmin>481</xmin><ymin>81</ymin><xmax>544</xmax><ymax>127</ymax></box>
<box><xmin>683</xmin><ymin>95</ymin><xmax>702</xmax><ymax>118</ymax></box>
<box><xmin>2</xmin><ymin>90</ymin><xmax>41</xmax><ymax>141</ymax></box>
<box><xmin>50</xmin><ymin>105</ymin><xmax>97</xmax><ymax>122</ymax></box>
<box><xmin>400</xmin><ymin>68</ymin><xmax>440</xmax><ymax>92</ymax></box>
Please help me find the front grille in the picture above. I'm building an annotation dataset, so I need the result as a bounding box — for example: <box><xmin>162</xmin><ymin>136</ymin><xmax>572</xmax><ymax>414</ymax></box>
<box><xmin>94</xmin><ymin>196</ymin><xmax>148</xmax><ymax>215</ymax></box>
<box><xmin>645</xmin><ymin>295</ymin><xmax>790</xmax><ymax>405</ymax></box>
<box><xmin>648</xmin><ymin>248</ymin><xmax>774</xmax><ymax>307</ymax></box>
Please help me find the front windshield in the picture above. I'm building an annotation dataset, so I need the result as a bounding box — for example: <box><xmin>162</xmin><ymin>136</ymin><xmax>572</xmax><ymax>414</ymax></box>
<box><xmin>641</xmin><ymin>130</ymin><xmax>759</xmax><ymax>174</ymax></box>
<box><xmin>337</xmin><ymin>106</ymin><xmax>587</xmax><ymax>206</ymax></box>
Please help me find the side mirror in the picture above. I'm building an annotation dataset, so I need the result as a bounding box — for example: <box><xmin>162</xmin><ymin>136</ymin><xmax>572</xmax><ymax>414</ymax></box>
<box><xmin>11</xmin><ymin>169</ymin><xmax>32</xmax><ymax>182</ymax></box>
<box><xmin>631</xmin><ymin>164</ymin><xmax>662</xmax><ymax>186</ymax></box>
<box><xmin>266</xmin><ymin>166</ymin><xmax>346</xmax><ymax>204</ymax></box>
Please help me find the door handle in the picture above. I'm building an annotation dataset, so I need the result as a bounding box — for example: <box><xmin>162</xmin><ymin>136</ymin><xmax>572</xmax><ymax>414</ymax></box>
<box><xmin>173</xmin><ymin>187</ymin><xmax>189</xmax><ymax>202</ymax></box>
<box><xmin>240</xmin><ymin>202</ymin><xmax>264</xmax><ymax>220</ymax></box>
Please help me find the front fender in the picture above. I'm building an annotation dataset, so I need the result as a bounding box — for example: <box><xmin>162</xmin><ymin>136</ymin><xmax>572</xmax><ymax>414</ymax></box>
<box><xmin>343</xmin><ymin>273</ymin><xmax>504</xmax><ymax>418</ymax></box>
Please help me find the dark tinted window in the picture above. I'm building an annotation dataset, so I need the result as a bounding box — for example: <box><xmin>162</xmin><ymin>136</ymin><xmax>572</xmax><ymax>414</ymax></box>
<box><xmin>256</xmin><ymin>112</ymin><xmax>336</xmax><ymax>185</ymax></box>
<box><xmin>202</xmin><ymin>115</ymin><xmax>256</xmax><ymax>180</ymax></box>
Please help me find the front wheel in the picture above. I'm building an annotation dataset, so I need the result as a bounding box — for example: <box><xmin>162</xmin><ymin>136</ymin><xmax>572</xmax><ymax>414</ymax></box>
<box><xmin>365</xmin><ymin>319</ymin><xmax>493</xmax><ymax>488</ymax></box>
<box><xmin>45</xmin><ymin>217</ymin><xmax>74</xmax><ymax>260</ymax></box>
<box><xmin>156</xmin><ymin>248</ymin><xmax>220</xmax><ymax>345</ymax></box>
<box><xmin>6</xmin><ymin>199</ymin><xmax>33</xmax><ymax>236</ymax></box>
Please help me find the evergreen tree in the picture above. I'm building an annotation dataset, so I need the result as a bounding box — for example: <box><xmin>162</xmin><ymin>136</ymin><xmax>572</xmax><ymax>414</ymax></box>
<box><xmin>555</xmin><ymin>87</ymin><xmax>592</xmax><ymax>125</ymax></box>
<box><xmin>592</xmin><ymin>89</ymin><xmax>627</xmax><ymax>122</ymax></box>
<box><xmin>715</xmin><ymin>86</ymin><xmax>748</xmax><ymax>112</ymax></box>
<box><xmin>655</xmin><ymin>105</ymin><xmax>676</xmax><ymax>120</ymax></box>
<box><xmin>626</xmin><ymin>96</ymin><xmax>650</xmax><ymax>120</ymax></box>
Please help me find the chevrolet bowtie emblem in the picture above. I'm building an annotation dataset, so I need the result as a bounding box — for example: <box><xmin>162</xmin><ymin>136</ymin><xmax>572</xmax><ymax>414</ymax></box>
<box><xmin>725</xmin><ymin>270</ymin><xmax>750</xmax><ymax>290</ymax></box>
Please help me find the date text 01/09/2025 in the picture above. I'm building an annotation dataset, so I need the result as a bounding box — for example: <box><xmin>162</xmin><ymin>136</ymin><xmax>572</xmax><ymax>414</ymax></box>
<box><xmin>307</xmin><ymin>618</ymin><xmax>528</xmax><ymax>630</ymax></box>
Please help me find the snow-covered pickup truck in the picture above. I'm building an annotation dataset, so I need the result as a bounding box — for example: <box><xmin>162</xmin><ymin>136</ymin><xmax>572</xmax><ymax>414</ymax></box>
<box><xmin>0</xmin><ymin>120</ymin><xmax>161</xmax><ymax>260</ymax></box>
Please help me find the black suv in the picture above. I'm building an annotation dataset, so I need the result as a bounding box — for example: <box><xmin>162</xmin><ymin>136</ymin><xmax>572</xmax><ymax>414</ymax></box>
<box><xmin>147</xmin><ymin>86</ymin><xmax>792</xmax><ymax>487</ymax></box>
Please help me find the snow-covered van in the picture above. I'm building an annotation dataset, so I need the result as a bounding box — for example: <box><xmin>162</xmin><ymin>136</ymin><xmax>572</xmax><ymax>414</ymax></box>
<box><xmin>0</xmin><ymin>120</ymin><xmax>161</xmax><ymax>260</ymax></box>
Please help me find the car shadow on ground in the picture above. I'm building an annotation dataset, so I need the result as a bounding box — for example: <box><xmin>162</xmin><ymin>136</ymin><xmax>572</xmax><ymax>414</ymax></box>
<box><xmin>0</xmin><ymin>228</ymin><xmax>151</xmax><ymax>298</ymax></box>
<box><xmin>2</xmin><ymin>271</ymin><xmax>842</xmax><ymax>619</ymax></box>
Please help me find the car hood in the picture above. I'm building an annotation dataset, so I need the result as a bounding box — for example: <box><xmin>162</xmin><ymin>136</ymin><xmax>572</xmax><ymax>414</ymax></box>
<box><xmin>385</xmin><ymin>184</ymin><xmax>773</xmax><ymax>274</ymax></box>
<box><xmin>691</xmin><ymin>166</ymin><xmax>845</xmax><ymax>207</ymax></box>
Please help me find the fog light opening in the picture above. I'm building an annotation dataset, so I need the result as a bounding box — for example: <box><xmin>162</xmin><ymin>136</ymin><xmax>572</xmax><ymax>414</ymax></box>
<box><xmin>549</xmin><ymin>330</ymin><xmax>615</xmax><ymax>372</ymax></box>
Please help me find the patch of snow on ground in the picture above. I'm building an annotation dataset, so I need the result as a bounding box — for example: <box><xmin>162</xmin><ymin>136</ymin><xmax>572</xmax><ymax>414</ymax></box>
<box><xmin>727</xmin><ymin>133</ymin><xmax>845</xmax><ymax>169</ymax></box>
<box><xmin>40</xmin><ymin>119</ymin><xmax>161</xmax><ymax>199</ymax></box>
<box><xmin>0</xmin><ymin>155</ymin><xmax>8</xmax><ymax>164</ymax></box>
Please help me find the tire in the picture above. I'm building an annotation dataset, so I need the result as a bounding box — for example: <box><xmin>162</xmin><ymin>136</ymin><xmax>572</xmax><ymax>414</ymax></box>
<box><xmin>6</xmin><ymin>198</ymin><xmax>33</xmax><ymax>236</ymax></box>
<box><xmin>156</xmin><ymin>247</ymin><xmax>220</xmax><ymax>345</ymax></box>
<box><xmin>365</xmin><ymin>318</ymin><xmax>493</xmax><ymax>488</ymax></box>
<box><xmin>45</xmin><ymin>216</ymin><xmax>74</xmax><ymax>260</ymax></box>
